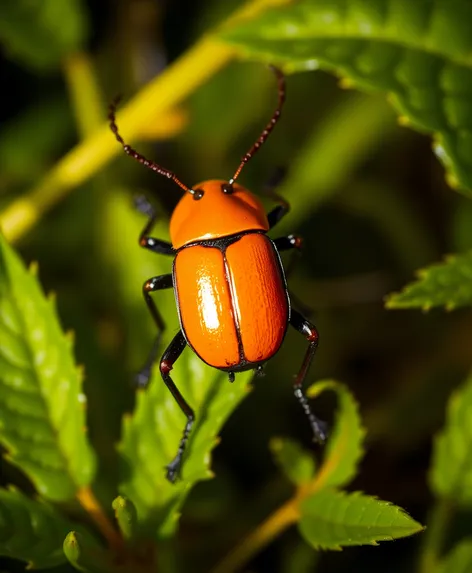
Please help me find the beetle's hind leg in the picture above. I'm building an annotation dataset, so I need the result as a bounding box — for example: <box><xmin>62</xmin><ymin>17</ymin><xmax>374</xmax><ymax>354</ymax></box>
<box><xmin>289</xmin><ymin>309</ymin><xmax>327</xmax><ymax>443</ymax></box>
<box><xmin>136</xmin><ymin>273</ymin><xmax>173</xmax><ymax>388</ymax></box>
<box><xmin>273</xmin><ymin>234</ymin><xmax>314</xmax><ymax>319</ymax></box>
<box><xmin>160</xmin><ymin>331</ymin><xmax>195</xmax><ymax>483</ymax></box>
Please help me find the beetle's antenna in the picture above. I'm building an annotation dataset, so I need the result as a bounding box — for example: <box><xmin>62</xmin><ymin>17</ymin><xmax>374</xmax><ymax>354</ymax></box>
<box><xmin>229</xmin><ymin>66</ymin><xmax>286</xmax><ymax>185</ymax></box>
<box><xmin>109</xmin><ymin>97</ymin><xmax>193</xmax><ymax>195</ymax></box>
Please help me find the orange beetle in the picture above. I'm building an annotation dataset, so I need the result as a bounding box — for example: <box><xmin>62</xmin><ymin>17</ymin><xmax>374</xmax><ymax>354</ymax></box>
<box><xmin>109</xmin><ymin>68</ymin><xmax>325</xmax><ymax>483</ymax></box>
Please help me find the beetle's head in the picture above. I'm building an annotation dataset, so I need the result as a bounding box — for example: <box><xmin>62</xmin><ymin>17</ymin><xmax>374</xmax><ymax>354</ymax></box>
<box><xmin>170</xmin><ymin>180</ymin><xmax>269</xmax><ymax>249</ymax></box>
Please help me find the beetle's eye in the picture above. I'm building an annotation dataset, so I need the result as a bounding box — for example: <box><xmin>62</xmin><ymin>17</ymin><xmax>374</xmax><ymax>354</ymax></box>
<box><xmin>221</xmin><ymin>183</ymin><xmax>234</xmax><ymax>194</ymax></box>
<box><xmin>192</xmin><ymin>188</ymin><xmax>204</xmax><ymax>200</ymax></box>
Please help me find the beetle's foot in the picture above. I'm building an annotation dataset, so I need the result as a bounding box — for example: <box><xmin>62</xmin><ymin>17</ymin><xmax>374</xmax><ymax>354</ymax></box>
<box><xmin>134</xmin><ymin>367</ymin><xmax>151</xmax><ymax>389</ymax></box>
<box><xmin>255</xmin><ymin>364</ymin><xmax>265</xmax><ymax>378</ymax></box>
<box><xmin>134</xmin><ymin>195</ymin><xmax>155</xmax><ymax>217</ymax></box>
<box><xmin>165</xmin><ymin>455</ymin><xmax>182</xmax><ymax>484</ymax></box>
<box><xmin>310</xmin><ymin>416</ymin><xmax>328</xmax><ymax>444</ymax></box>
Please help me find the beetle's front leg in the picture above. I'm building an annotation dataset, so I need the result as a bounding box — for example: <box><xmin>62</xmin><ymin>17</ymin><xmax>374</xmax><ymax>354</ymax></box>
<box><xmin>289</xmin><ymin>309</ymin><xmax>327</xmax><ymax>443</ymax></box>
<box><xmin>135</xmin><ymin>195</ymin><xmax>174</xmax><ymax>255</ymax></box>
<box><xmin>160</xmin><ymin>330</ymin><xmax>194</xmax><ymax>483</ymax></box>
<box><xmin>264</xmin><ymin>167</ymin><xmax>291</xmax><ymax>229</ymax></box>
<box><xmin>136</xmin><ymin>273</ymin><xmax>173</xmax><ymax>388</ymax></box>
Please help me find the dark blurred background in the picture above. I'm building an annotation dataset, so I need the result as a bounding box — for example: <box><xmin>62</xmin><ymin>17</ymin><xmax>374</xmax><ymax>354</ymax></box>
<box><xmin>1</xmin><ymin>1</ymin><xmax>472</xmax><ymax>572</ymax></box>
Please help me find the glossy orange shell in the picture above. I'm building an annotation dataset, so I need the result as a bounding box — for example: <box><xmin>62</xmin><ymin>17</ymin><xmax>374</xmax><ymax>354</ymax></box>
<box><xmin>170</xmin><ymin>180</ymin><xmax>269</xmax><ymax>249</ymax></box>
<box><xmin>173</xmin><ymin>233</ymin><xmax>289</xmax><ymax>369</ymax></box>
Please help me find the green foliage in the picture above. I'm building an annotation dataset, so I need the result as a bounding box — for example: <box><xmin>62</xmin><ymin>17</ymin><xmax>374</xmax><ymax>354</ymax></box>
<box><xmin>0</xmin><ymin>233</ymin><xmax>96</xmax><ymax>501</ymax></box>
<box><xmin>0</xmin><ymin>0</ymin><xmax>88</xmax><ymax>70</ymax></box>
<box><xmin>270</xmin><ymin>438</ymin><xmax>316</xmax><ymax>486</ymax></box>
<box><xmin>221</xmin><ymin>0</ymin><xmax>472</xmax><ymax>192</ymax></box>
<box><xmin>308</xmin><ymin>380</ymin><xmax>365</xmax><ymax>489</ymax></box>
<box><xmin>430</xmin><ymin>373</ymin><xmax>472</xmax><ymax>505</ymax></box>
<box><xmin>0</xmin><ymin>487</ymin><xmax>75</xmax><ymax>568</ymax></box>
<box><xmin>386</xmin><ymin>251</ymin><xmax>472</xmax><ymax>310</ymax></box>
<box><xmin>282</xmin><ymin>380</ymin><xmax>422</xmax><ymax>551</ymax></box>
<box><xmin>437</xmin><ymin>539</ymin><xmax>472</xmax><ymax>573</ymax></box>
<box><xmin>299</xmin><ymin>490</ymin><xmax>423</xmax><ymax>550</ymax></box>
<box><xmin>1</xmin><ymin>0</ymin><xmax>466</xmax><ymax>570</ymax></box>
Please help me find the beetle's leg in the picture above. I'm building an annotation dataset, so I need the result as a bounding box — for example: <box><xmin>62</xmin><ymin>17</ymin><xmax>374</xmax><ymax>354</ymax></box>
<box><xmin>273</xmin><ymin>234</ymin><xmax>302</xmax><ymax>253</ymax></box>
<box><xmin>274</xmin><ymin>234</ymin><xmax>303</xmax><ymax>280</ymax></box>
<box><xmin>289</xmin><ymin>309</ymin><xmax>327</xmax><ymax>443</ymax></box>
<box><xmin>160</xmin><ymin>330</ymin><xmax>194</xmax><ymax>483</ymax></box>
<box><xmin>264</xmin><ymin>167</ymin><xmax>291</xmax><ymax>229</ymax></box>
<box><xmin>274</xmin><ymin>235</ymin><xmax>313</xmax><ymax>318</ymax></box>
<box><xmin>136</xmin><ymin>273</ymin><xmax>173</xmax><ymax>388</ymax></box>
<box><xmin>135</xmin><ymin>195</ymin><xmax>174</xmax><ymax>255</ymax></box>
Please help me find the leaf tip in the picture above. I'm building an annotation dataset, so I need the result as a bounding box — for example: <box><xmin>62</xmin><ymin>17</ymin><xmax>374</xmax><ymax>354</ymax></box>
<box><xmin>28</xmin><ymin>261</ymin><xmax>39</xmax><ymax>276</ymax></box>
<box><xmin>63</xmin><ymin>531</ymin><xmax>80</xmax><ymax>559</ymax></box>
<box><xmin>112</xmin><ymin>495</ymin><xmax>137</xmax><ymax>540</ymax></box>
<box><xmin>65</xmin><ymin>329</ymin><xmax>76</xmax><ymax>345</ymax></box>
<box><xmin>384</xmin><ymin>294</ymin><xmax>396</xmax><ymax>309</ymax></box>
<box><xmin>269</xmin><ymin>437</ymin><xmax>283</xmax><ymax>452</ymax></box>
<box><xmin>445</xmin><ymin>172</ymin><xmax>460</xmax><ymax>190</ymax></box>
<box><xmin>339</xmin><ymin>77</ymin><xmax>355</xmax><ymax>90</ymax></box>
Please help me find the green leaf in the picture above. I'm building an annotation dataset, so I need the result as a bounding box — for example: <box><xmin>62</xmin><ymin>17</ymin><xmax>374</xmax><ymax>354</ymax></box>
<box><xmin>270</xmin><ymin>438</ymin><xmax>315</xmax><ymax>486</ymax></box>
<box><xmin>299</xmin><ymin>489</ymin><xmax>423</xmax><ymax>550</ymax></box>
<box><xmin>63</xmin><ymin>531</ymin><xmax>108</xmax><ymax>573</ymax></box>
<box><xmin>105</xmin><ymin>191</ymin><xmax>254</xmax><ymax>536</ymax></box>
<box><xmin>0</xmin><ymin>487</ymin><xmax>75</xmax><ymax>568</ymax></box>
<box><xmin>221</xmin><ymin>0</ymin><xmax>472</xmax><ymax>192</ymax></box>
<box><xmin>437</xmin><ymin>539</ymin><xmax>472</xmax><ymax>573</ymax></box>
<box><xmin>112</xmin><ymin>496</ymin><xmax>138</xmax><ymax>541</ymax></box>
<box><xmin>430</xmin><ymin>373</ymin><xmax>472</xmax><ymax>505</ymax></box>
<box><xmin>0</xmin><ymin>233</ymin><xmax>96</xmax><ymax>501</ymax></box>
<box><xmin>307</xmin><ymin>380</ymin><xmax>365</xmax><ymax>490</ymax></box>
<box><xmin>119</xmin><ymin>355</ymin><xmax>252</xmax><ymax>537</ymax></box>
<box><xmin>0</xmin><ymin>0</ymin><xmax>88</xmax><ymax>70</ymax></box>
<box><xmin>385</xmin><ymin>251</ymin><xmax>472</xmax><ymax>310</ymax></box>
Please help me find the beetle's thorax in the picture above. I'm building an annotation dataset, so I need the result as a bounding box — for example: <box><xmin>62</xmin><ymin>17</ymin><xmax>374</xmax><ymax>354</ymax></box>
<box><xmin>170</xmin><ymin>179</ymin><xmax>269</xmax><ymax>249</ymax></box>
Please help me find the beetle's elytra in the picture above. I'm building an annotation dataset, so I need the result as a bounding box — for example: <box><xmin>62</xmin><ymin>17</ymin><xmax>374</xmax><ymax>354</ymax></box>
<box><xmin>109</xmin><ymin>67</ymin><xmax>326</xmax><ymax>483</ymax></box>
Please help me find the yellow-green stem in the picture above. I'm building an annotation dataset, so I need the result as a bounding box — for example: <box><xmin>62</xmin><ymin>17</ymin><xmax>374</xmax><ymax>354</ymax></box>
<box><xmin>418</xmin><ymin>498</ymin><xmax>454</xmax><ymax>573</ymax></box>
<box><xmin>63</xmin><ymin>52</ymin><xmax>104</xmax><ymax>138</ymax></box>
<box><xmin>76</xmin><ymin>487</ymin><xmax>122</xmax><ymax>552</ymax></box>
<box><xmin>210</xmin><ymin>500</ymin><xmax>300</xmax><ymax>573</ymax></box>
<box><xmin>0</xmin><ymin>0</ymin><xmax>290</xmax><ymax>243</ymax></box>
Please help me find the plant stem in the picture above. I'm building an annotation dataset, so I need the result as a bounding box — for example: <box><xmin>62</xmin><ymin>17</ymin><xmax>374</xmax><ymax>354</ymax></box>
<box><xmin>76</xmin><ymin>486</ymin><xmax>122</xmax><ymax>552</ymax></box>
<box><xmin>418</xmin><ymin>498</ymin><xmax>454</xmax><ymax>573</ymax></box>
<box><xmin>0</xmin><ymin>0</ymin><xmax>289</xmax><ymax>243</ymax></box>
<box><xmin>63</xmin><ymin>52</ymin><xmax>105</xmax><ymax>138</ymax></box>
<box><xmin>210</xmin><ymin>500</ymin><xmax>300</xmax><ymax>573</ymax></box>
